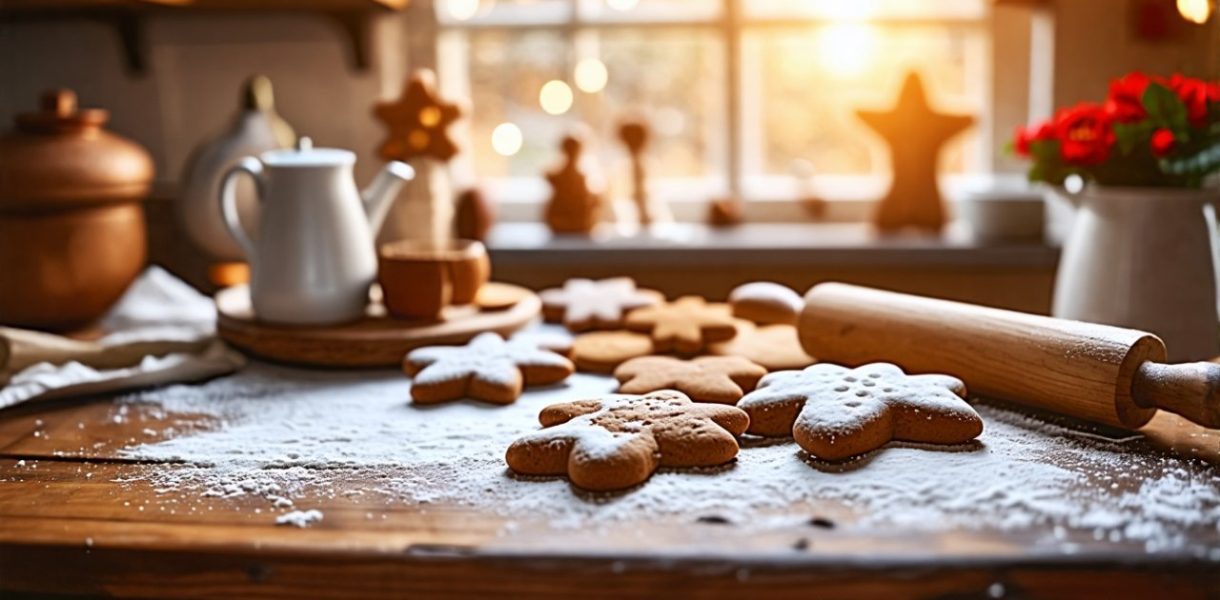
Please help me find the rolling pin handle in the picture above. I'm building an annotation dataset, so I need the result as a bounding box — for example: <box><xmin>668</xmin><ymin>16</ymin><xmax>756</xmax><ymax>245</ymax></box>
<box><xmin>1132</xmin><ymin>362</ymin><xmax>1220</xmax><ymax>428</ymax></box>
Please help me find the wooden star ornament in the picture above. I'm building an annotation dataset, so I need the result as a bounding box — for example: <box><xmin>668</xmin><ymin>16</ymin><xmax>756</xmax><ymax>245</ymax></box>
<box><xmin>374</xmin><ymin>69</ymin><xmax>461</xmax><ymax>163</ymax></box>
<box><xmin>856</xmin><ymin>72</ymin><xmax>974</xmax><ymax>233</ymax></box>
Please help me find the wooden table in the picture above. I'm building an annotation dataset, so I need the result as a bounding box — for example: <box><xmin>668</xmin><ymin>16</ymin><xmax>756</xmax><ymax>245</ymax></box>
<box><xmin>1</xmin><ymin>364</ymin><xmax>1218</xmax><ymax>599</ymax></box>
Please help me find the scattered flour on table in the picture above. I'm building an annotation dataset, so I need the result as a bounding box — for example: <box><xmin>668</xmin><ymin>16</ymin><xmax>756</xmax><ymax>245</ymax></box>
<box><xmin>275</xmin><ymin>509</ymin><xmax>323</xmax><ymax>528</ymax></box>
<box><xmin>116</xmin><ymin>363</ymin><xmax>1220</xmax><ymax>555</ymax></box>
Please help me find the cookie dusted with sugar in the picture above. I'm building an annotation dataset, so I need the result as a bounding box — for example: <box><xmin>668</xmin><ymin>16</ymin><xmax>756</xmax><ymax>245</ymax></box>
<box><xmin>728</xmin><ymin>281</ymin><xmax>804</xmax><ymax>326</ymax></box>
<box><xmin>614</xmin><ymin>356</ymin><xmax>766</xmax><ymax>404</ymax></box>
<box><xmin>403</xmin><ymin>332</ymin><xmax>574</xmax><ymax>405</ymax></box>
<box><xmin>506</xmin><ymin>390</ymin><xmax>749</xmax><ymax>491</ymax></box>
<box><xmin>739</xmin><ymin>362</ymin><xmax>982</xmax><ymax>461</ymax></box>
<box><xmin>540</xmin><ymin>277</ymin><xmax>664</xmax><ymax>332</ymax></box>
<box><xmin>624</xmin><ymin>296</ymin><xmax>737</xmax><ymax>354</ymax></box>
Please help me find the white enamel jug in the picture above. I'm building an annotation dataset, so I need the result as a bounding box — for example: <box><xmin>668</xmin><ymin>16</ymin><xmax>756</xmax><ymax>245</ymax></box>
<box><xmin>219</xmin><ymin>138</ymin><xmax>414</xmax><ymax>325</ymax></box>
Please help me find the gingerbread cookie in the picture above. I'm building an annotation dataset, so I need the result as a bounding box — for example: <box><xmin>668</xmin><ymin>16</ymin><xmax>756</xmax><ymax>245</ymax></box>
<box><xmin>624</xmin><ymin>296</ymin><xmax>737</xmax><ymax>354</ymax></box>
<box><xmin>738</xmin><ymin>363</ymin><xmax>982</xmax><ymax>461</ymax></box>
<box><xmin>614</xmin><ymin>356</ymin><xmax>766</xmax><ymax>404</ymax></box>
<box><xmin>569</xmin><ymin>331</ymin><xmax>653</xmax><ymax>374</ymax></box>
<box><xmin>505</xmin><ymin>390</ymin><xmax>749</xmax><ymax>491</ymax></box>
<box><xmin>403</xmin><ymin>332</ymin><xmax>574</xmax><ymax>405</ymax></box>
<box><xmin>540</xmin><ymin>277</ymin><xmax>664</xmax><ymax>332</ymax></box>
<box><xmin>729</xmin><ymin>282</ymin><xmax>804</xmax><ymax>326</ymax></box>
<box><xmin>709</xmin><ymin>321</ymin><xmax>816</xmax><ymax>371</ymax></box>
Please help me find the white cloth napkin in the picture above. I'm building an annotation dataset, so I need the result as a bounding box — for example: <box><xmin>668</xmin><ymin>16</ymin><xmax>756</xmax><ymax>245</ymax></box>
<box><xmin>0</xmin><ymin>267</ymin><xmax>246</xmax><ymax>409</ymax></box>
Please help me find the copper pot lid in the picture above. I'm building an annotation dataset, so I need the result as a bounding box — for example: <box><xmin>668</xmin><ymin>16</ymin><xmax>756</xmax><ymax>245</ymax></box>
<box><xmin>0</xmin><ymin>89</ymin><xmax>154</xmax><ymax>210</ymax></box>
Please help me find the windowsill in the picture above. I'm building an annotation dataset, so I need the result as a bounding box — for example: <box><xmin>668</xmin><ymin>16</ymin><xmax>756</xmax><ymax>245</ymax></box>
<box><xmin>486</xmin><ymin>221</ymin><xmax>1059</xmax><ymax>269</ymax></box>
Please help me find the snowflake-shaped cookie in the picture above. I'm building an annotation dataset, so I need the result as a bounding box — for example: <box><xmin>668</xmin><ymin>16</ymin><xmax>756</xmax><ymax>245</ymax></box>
<box><xmin>614</xmin><ymin>356</ymin><xmax>766</xmax><ymax>404</ymax></box>
<box><xmin>624</xmin><ymin>296</ymin><xmax>738</xmax><ymax>354</ymax></box>
<box><xmin>506</xmin><ymin>390</ymin><xmax>749</xmax><ymax>491</ymax></box>
<box><xmin>738</xmin><ymin>362</ymin><xmax>983</xmax><ymax>461</ymax></box>
<box><xmin>403</xmin><ymin>332</ymin><xmax>573</xmax><ymax>405</ymax></box>
<box><xmin>540</xmin><ymin>277</ymin><xmax>663</xmax><ymax>332</ymax></box>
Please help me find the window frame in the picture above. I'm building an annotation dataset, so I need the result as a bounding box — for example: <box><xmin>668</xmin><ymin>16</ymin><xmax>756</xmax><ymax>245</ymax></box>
<box><xmin>425</xmin><ymin>0</ymin><xmax>1030</xmax><ymax>221</ymax></box>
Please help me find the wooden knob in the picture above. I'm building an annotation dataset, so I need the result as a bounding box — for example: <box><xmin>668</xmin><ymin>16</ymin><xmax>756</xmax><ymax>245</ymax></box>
<box><xmin>1133</xmin><ymin>361</ymin><xmax>1220</xmax><ymax>428</ymax></box>
<box><xmin>41</xmin><ymin>89</ymin><xmax>77</xmax><ymax>117</ymax></box>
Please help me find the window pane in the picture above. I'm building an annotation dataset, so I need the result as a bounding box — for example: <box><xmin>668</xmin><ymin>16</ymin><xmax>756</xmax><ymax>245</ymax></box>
<box><xmin>741</xmin><ymin>24</ymin><xmax>985</xmax><ymax>181</ymax></box>
<box><xmin>436</xmin><ymin>0</ymin><xmax>570</xmax><ymax>26</ymax></box>
<box><xmin>744</xmin><ymin>0</ymin><xmax>985</xmax><ymax>20</ymax></box>
<box><xmin>452</xmin><ymin>27</ymin><xmax>727</xmax><ymax>196</ymax></box>
<box><xmin>577</xmin><ymin>0</ymin><xmax>721</xmax><ymax>23</ymax></box>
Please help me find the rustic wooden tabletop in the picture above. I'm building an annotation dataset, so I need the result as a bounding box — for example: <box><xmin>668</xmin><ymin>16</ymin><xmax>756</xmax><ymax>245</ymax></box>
<box><xmin>1</xmin><ymin>361</ymin><xmax>1218</xmax><ymax>599</ymax></box>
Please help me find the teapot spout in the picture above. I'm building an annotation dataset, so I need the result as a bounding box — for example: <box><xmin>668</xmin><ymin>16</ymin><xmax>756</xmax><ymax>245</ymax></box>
<box><xmin>362</xmin><ymin>160</ymin><xmax>415</xmax><ymax>235</ymax></box>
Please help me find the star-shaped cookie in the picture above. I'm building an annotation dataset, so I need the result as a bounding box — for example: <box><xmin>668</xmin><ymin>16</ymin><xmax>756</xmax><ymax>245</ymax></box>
<box><xmin>374</xmin><ymin>69</ymin><xmax>461</xmax><ymax>163</ymax></box>
<box><xmin>540</xmin><ymin>277</ymin><xmax>663</xmax><ymax>332</ymax></box>
<box><xmin>624</xmin><ymin>296</ymin><xmax>737</xmax><ymax>354</ymax></box>
<box><xmin>738</xmin><ymin>363</ymin><xmax>982</xmax><ymax>461</ymax></box>
<box><xmin>614</xmin><ymin>356</ymin><xmax>766</xmax><ymax>404</ymax></box>
<box><xmin>505</xmin><ymin>390</ymin><xmax>749</xmax><ymax>491</ymax></box>
<box><xmin>403</xmin><ymin>332</ymin><xmax>573</xmax><ymax>405</ymax></box>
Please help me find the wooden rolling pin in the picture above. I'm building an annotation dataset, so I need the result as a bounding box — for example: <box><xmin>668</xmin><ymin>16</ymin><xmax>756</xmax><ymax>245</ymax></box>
<box><xmin>798</xmin><ymin>283</ymin><xmax>1220</xmax><ymax>430</ymax></box>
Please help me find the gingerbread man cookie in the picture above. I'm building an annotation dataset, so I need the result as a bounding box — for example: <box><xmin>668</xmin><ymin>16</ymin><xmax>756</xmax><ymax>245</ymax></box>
<box><xmin>709</xmin><ymin>321</ymin><xmax>816</xmax><ymax>371</ymax></box>
<box><xmin>540</xmin><ymin>277</ymin><xmax>664</xmax><ymax>332</ymax></box>
<box><xmin>624</xmin><ymin>296</ymin><xmax>737</xmax><ymax>354</ymax></box>
<box><xmin>403</xmin><ymin>333</ymin><xmax>574</xmax><ymax>405</ymax></box>
<box><xmin>614</xmin><ymin>356</ymin><xmax>766</xmax><ymax>404</ymax></box>
<box><xmin>505</xmin><ymin>390</ymin><xmax>749</xmax><ymax>491</ymax></box>
<box><xmin>569</xmin><ymin>330</ymin><xmax>654</xmax><ymax>374</ymax></box>
<box><xmin>729</xmin><ymin>282</ymin><xmax>804</xmax><ymax>326</ymax></box>
<box><xmin>738</xmin><ymin>363</ymin><xmax>982</xmax><ymax>461</ymax></box>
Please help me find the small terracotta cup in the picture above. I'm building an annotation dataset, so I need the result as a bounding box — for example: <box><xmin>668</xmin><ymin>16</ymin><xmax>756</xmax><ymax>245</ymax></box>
<box><xmin>378</xmin><ymin>240</ymin><xmax>489</xmax><ymax>319</ymax></box>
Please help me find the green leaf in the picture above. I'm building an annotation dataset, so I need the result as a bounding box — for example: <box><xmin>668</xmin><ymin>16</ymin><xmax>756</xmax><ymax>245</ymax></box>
<box><xmin>1142</xmin><ymin>83</ymin><xmax>1189</xmax><ymax>133</ymax></box>
<box><xmin>1114</xmin><ymin>121</ymin><xmax>1153</xmax><ymax>155</ymax></box>
<box><xmin>1162</xmin><ymin>139</ymin><xmax>1220</xmax><ymax>177</ymax></box>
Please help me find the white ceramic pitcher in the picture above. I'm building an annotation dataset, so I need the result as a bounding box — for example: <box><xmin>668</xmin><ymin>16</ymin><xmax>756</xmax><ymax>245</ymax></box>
<box><xmin>219</xmin><ymin>138</ymin><xmax>414</xmax><ymax>325</ymax></box>
<box><xmin>1052</xmin><ymin>185</ymin><xmax>1220</xmax><ymax>362</ymax></box>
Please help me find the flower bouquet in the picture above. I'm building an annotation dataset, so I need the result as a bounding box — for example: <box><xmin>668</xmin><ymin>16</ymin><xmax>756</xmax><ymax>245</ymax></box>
<box><xmin>1013</xmin><ymin>72</ymin><xmax>1219</xmax><ymax>188</ymax></box>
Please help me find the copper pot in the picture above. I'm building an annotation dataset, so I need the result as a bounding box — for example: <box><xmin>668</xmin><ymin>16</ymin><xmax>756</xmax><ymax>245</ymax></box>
<box><xmin>0</xmin><ymin>90</ymin><xmax>154</xmax><ymax>332</ymax></box>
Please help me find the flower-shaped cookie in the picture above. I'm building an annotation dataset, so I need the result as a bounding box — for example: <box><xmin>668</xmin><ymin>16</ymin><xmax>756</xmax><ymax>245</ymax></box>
<box><xmin>614</xmin><ymin>356</ymin><xmax>766</xmax><ymax>404</ymax></box>
<box><xmin>624</xmin><ymin>296</ymin><xmax>737</xmax><ymax>354</ymax></box>
<box><xmin>540</xmin><ymin>277</ymin><xmax>663</xmax><ymax>332</ymax></box>
<box><xmin>738</xmin><ymin>362</ymin><xmax>983</xmax><ymax>461</ymax></box>
<box><xmin>403</xmin><ymin>332</ymin><xmax>573</xmax><ymax>405</ymax></box>
<box><xmin>506</xmin><ymin>390</ymin><xmax>749</xmax><ymax>491</ymax></box>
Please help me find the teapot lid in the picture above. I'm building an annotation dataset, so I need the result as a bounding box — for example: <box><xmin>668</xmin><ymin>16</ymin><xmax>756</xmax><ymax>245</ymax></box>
<box><xmin>262</xmin><ymin>136</ymin><xmax>355</xmax><ymax>167</ymax></box>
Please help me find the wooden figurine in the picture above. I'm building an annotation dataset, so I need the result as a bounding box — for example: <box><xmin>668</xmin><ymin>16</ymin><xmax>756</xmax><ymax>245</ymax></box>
<box><xmin>617</xmin><ymin>119</ymin><xmax>657</xmax><ymax>227</ymax></box>
<box><xmin>454</xmin><ymin>187</ymin><xmax>494</xmax><ymax>242</ymax></box>
<box><xmin>707</xmin><ymin>197</ymin><xmax>744</xmax><ymax>228</ymax></box>
<box><xmin>545</xmin><ymin>133</ymin><xmax>602</xmax><ymax>235</ymax></box>
<box><xmin>373</xmin><ymin>69</ymin><xmax>462</xmax><ymax>244</ymax></box>
<box><xmin>856</xmin><ymin>72</ymin><xmax>974</xmax><ymax>234</ymax></box>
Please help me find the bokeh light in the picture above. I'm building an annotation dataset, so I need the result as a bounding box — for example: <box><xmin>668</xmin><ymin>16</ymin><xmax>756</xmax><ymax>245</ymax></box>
<box><xmin>1177</xmin><ymin>0</ymin><xmax>1213</xmax><ymax>23</ymax></box>
<box><xmin>539</xmin><ymin>79</ymin><xmax>574</xmax><ymax>115</ymax></box>
<box><xmin>491</xmin><ymin>122</ymin><xmax>523</xmax><ymax>156</ymax></box>
<box><xmin>446</xmin><ymin>0</ymin><xmax>480</xmax><ymax>21</ymax></box>
<box><xmin>574</xmin><ymin>58</ymin><xmax>609</xmax><ymax>93</ymax></box>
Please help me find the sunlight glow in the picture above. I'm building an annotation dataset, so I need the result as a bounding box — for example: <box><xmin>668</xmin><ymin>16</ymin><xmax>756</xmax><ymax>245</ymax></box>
<box><xmin>446</xmin><ymin>0</ymin><xmax>480</xmax><ymax>21</ymax></box>
<box><xmin>818</xmin><ymin>22</ymin><xmax>877</xmax><ymax>78</ymax></box>
<box><xmin>491</xmin><ymin>122</ymin><xmax>523</xmax><ymax>156</ymax></box>
<box><xmin>1178</xmin><ymin>0</ymin><xmax>1213</xmax><ymax>23</ymax></box>
<box><xmin>607</xmin><ymin>0</ymin><xmax>639</xmax><ymax>11</ymax></box>
<box><xmin>539</xmin><ymin>80</ymin><xmax>574</xmax><ymax>115</ymax></box>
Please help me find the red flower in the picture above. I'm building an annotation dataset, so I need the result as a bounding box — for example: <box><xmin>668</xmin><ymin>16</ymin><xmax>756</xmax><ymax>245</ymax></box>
<box><xmin>1150</xmin><ymin>128</ymin><xmax>1176</xmax><ymax>157</ymax></box>
<box><xmin>1013</xmin><ymin>122</ymin><xmax>1053</xmax><ymax>156</ymax></box>
<box><xmin>1053</xmin><ymin>103</ymin><xmax>1115</xmax><ymax>166</ymax></box>
<box><xmin>1168</xmin><ymin>74</ymin><xmax>1220</xmax><ymax>126</ymax></box>
<box><xmin>1104</xmin><ymin>72</ymin><xmax>1154</xmax><ymax>123</ymax></box>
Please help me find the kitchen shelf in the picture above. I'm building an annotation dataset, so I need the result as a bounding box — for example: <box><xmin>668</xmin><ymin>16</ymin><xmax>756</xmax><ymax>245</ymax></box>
<box><xmin>0</xmin><ymin>0</ymin><xmax>408</xmax><ymax>75</ymax></box>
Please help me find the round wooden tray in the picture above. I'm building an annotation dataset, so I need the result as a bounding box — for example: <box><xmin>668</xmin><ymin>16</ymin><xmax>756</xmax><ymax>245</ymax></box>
<box><xmin>216</xmin><ymin>282</ymin><xmax>540</xmax><ymax>368</ymax></box>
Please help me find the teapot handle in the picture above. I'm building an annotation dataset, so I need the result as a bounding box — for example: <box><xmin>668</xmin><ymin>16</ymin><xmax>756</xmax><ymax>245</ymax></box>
<box><xmin>219</xmin><ymin>156</ymin><xmax>265</xmax><ymax>260</ymax></box>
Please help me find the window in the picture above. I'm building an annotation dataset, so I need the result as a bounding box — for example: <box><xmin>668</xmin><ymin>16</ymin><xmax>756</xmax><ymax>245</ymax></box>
<box><xmin>435</xmin><ymin>0</ymin><xmax>991</xmax><ymax>207</ymax></box>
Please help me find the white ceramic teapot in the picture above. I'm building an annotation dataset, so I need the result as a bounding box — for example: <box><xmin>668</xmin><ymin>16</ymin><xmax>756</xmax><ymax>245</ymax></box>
<box><xmin>219</xmin><ymin>137</ymin><xmax>414</xmax><ymax>325</ymax></box>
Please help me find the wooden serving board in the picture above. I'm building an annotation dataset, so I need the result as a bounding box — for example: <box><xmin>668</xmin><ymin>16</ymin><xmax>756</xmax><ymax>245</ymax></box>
<box><xmin>215</xmin><ymin>282</ymin><xmax>540</xmax><ymax>367</ymax></box>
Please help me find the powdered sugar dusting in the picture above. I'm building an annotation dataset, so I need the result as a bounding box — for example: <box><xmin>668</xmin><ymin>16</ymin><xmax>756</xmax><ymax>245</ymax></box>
<box><xmin>115</xmin><ymin>359</ymin><xmax>1220</xmax><ymax>557</ymax></box>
